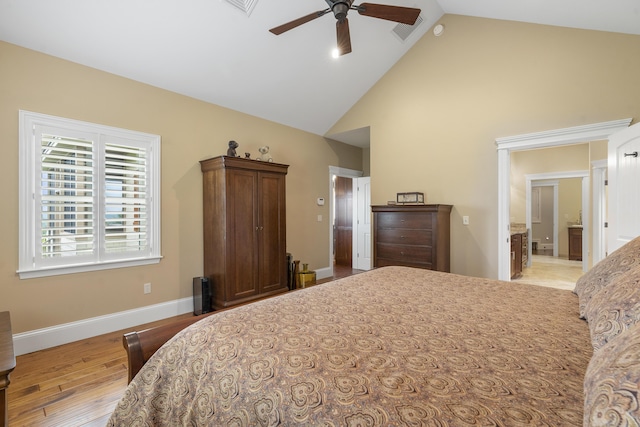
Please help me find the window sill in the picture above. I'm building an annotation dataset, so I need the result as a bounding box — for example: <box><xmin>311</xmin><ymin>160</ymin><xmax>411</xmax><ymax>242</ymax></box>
<box><xmin>17</xmin><ymin>256</ymin><xmax>163</xmax><ymax>279</ymax></box>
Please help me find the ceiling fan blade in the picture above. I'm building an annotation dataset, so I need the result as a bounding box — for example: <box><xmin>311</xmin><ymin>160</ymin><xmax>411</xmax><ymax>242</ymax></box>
<box><xmin>336</xmin><ymin>18</ymin><xmax>352</xmax><ymax>56</ymax></box>
<box><xmin>356</xmin><ymin>3</ymin><xmax>421</xmax><ymax>25</ymax></box>
<box><xmin>269</xmin><ymin>9</ymin><xmax>330</xmax><ymax>35</ymax></box>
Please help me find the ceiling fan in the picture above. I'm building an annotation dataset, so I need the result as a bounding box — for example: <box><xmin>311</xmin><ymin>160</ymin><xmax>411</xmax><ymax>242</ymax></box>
<box><xmin>269</xmin><ymin>0</ymin><xmax>421</xmax><ymax>56</ymax></box>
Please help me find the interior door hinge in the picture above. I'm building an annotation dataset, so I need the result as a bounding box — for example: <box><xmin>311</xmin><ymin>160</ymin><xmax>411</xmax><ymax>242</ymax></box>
<box><xmin>604</xmin><ymin>179</ymin><xmax>608</xmax><ymax>185</ymax></box>
<box><xmin>604</xmin><ymin>222</ymin><xmax>608</xmax><ymax>228</ymax></box>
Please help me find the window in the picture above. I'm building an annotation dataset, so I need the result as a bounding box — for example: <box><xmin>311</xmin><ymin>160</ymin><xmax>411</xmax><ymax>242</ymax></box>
<box><xmin>18</xmin><ymin>111</ymin><xmax>161</xmax><ymax>278</ymax></box>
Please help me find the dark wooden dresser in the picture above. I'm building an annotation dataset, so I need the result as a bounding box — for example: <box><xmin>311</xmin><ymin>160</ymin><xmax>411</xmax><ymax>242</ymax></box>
<box><xmin>510</xmin><ymin>231</ymin><xmax>528</xmax><ymax>279</ymax></box>
<box><xmin>200</xmin><ymin>156</ymin><xmax>289</xmax><ymax>310</ymax></box>
<box><xmin>372</xmin><ymin>204</ymin><xmax>452</xmax><ymax>272</ymax></box>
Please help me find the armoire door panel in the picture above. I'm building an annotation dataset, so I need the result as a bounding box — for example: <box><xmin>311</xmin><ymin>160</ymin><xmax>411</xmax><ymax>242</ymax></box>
<box><xmin>259</xmin><ymin>173</ymin><xmax>286</xmax><ymax>292</ymax></box>
<box><xmin>227</xmin><ymin>170</ymin><xmax>259</xmax><ymax>299</ymax></box>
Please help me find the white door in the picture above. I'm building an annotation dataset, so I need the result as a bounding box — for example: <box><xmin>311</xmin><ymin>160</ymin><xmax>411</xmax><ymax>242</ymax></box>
<box><xmin>608</xmin><ymin>122</ymin><xmax>640</xmax><ymax>252</ymax></box>
<box><xmin>354</xmin><ymin>177</ymin><xmax>372</xmax><ymax>270</ymax></box>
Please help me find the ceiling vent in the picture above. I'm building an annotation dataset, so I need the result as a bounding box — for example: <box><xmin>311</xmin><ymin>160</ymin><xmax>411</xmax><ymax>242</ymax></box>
<box><xmin>392</xmin><ymin>15</ymin><xmax>423</xmax><ymax>42</ymax></box>
<box><xmin>224</xmin><ymin>0</ymin><xmax>259</xmax><ymax>16</ymax></box>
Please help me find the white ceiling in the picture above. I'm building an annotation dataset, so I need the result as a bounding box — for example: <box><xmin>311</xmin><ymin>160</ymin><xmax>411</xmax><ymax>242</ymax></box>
<box><xmin>1</xmin><ymin>0</ymin><xmax>639</xmax><ymax>146</ymax></box>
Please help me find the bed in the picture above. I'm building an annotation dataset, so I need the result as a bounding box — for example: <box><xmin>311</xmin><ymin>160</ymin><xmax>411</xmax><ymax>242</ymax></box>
<box><xmin>109</xmin><ymin>237</ymin><xmax>640</xmax><ymax>426</ymax></box>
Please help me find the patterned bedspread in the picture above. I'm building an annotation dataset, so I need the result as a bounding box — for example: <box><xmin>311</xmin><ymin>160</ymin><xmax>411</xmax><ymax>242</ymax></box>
<box><xmin>109</xmin><ymin>266</ymin><xmax>592</xmax><ymax>426</ymax></box>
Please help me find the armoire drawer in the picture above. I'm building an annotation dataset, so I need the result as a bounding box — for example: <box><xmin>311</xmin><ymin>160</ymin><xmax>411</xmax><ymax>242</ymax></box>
<box><xmin>376</xmin><ymin>228</ymin><xmax>432</xmax><ymax>245</ymax></box>
<box><xmin>375</xmin><ymin>212</ymin><xmax>433</xmax><ymax>230</ymax></box>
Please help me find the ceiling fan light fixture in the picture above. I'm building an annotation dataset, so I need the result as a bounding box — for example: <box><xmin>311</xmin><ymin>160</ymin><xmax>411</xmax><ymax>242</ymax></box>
<box><xmin>330</xmin><ymin>1</ymin><xmax>351</xmax><ymax>20</ymax></box>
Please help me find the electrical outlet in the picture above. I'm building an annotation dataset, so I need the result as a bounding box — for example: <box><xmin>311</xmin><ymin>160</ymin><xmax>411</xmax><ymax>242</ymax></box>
<box><xmin>463</xmin><ymin>216</ymin><xmax>470</xmax><ymax>225</ymax></box>
<box><xmin>144</xmin><ymin>283</ymin><xmax>151</xmax><ymax>294</ymax></box>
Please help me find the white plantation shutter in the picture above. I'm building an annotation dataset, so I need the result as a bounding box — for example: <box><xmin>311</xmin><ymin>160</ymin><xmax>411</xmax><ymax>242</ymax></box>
<box><xmin>103</xmin><ymin>141</ymin><xmax>149</xmax><ymax>256</ymax></box>
<box><xmin>38</xmin><ymin>131</ymin><xmax>96</xmax><ymax>262</ymax></box>
<box><xmin>19</xmin><ymin>111</ymin><xmax>161</xmax><ymax>278</ymax></box>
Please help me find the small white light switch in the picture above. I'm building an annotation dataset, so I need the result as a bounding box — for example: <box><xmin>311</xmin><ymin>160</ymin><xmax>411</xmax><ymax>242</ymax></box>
<box><xmin>317</xmin><ymin>215</ymin><xmax>323</xmax><ymax>222</ymax></box>
<box><xmin>463</xmin><ymin>216</ymin><xmax>470</xmax><ymax>225</ymax></box>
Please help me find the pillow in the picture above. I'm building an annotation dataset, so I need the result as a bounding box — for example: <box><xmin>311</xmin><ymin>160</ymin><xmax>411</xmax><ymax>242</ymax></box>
<box><xmin>573</xmin><ymin>235</ymin><xmax>640</xmax><ymax>319</ymax></box>
<box><xmin>583</xmin><ymin>322</ymin><xmax>640</xmax><ymax>426</ymax></box>
<box><xmin>583</xmin><ymin>266</ymin><xmax>640</xmax><ymax>350</ymax></box>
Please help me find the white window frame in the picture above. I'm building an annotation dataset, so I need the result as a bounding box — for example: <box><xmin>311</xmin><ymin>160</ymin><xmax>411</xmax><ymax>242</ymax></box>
<box><xmin>18</xmin><ymin>110</ymin><xmax>162</xmax><ymax>279</ymax></box>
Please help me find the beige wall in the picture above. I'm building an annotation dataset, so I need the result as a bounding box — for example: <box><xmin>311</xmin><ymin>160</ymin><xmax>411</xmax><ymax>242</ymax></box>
<box><xmin>329</xmin><ymin>15</ymin><xmax>640</xmax><ymax>278</ymax></box>
<box><xmin>0</xmin><ymin>41</ymin><xmax>362</xmax><ymax>333</ymax></box>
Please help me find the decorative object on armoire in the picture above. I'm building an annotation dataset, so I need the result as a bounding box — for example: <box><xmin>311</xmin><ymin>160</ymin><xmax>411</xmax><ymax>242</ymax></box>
<box><xmin>200</xmin><ymin>155</ymin><xmax>289</xmax><ymax>310</ymax></box>
<box><xmin>244</xmin><ymin>152</ymin><xmax>251</xmax><ymax>159</ymax></box>
<box><xmin>293</xmin><ymin>260</ymin><xmax>301</xmax><ymax>289</ymax></box>
<box><xmin>226</xmin><ymin>140</ymin><xmax>239</xmax><ymax>157</ymax></box>
<box><xmin>257</xmin><ymin>145</ymin><xmax>273</xmax><ymax>162</ymax></box>
<box><xmin>297</xmin><ymin>263</ymin><xmax>316</xmax><ymax>288</ymax></box>
<box><xmin>396</xmin><ymin>192</ymin><xmax>424</xmax><ymax>205</ymax></box>
<box><xmin>372</xmin><ymin>204</ymin><xmax>452</xmax><ymax>272</ymax></box>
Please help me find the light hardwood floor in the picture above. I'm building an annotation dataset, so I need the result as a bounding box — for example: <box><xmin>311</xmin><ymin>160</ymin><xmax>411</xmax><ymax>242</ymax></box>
<box><xmin>7</xmin><ymin>262</ymin><xmax>577</xmax><ymax>426</ymax></box>
<box><xmin>7</xmin><ymin>313</ymin><xmax>195</xmax><ymax>427</ymax></box>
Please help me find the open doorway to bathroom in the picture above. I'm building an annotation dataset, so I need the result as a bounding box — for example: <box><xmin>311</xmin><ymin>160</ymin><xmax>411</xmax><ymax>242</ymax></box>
<box><xmin>516</xmin><ymin>177</ymin><xmax>585</xmax><ymax>290</ymax></box>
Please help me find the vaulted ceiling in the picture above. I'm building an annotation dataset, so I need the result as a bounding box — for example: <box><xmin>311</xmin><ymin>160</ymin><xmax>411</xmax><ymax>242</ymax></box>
<box><xmin>1</xmin><ymin>0</ymin><xmax>639</xmax><ymax>145</ymax></box>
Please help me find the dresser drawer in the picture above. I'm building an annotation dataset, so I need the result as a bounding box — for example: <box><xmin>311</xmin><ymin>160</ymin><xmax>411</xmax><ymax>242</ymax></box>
<box><xmin>376</xmin><ymin>257</ymin><xmax>432</xmax><ymax>270</ymax></box>
<box><xmin>376</xmin><ymin>212</ymin><xmax>432</xmax><ymax>229</ymax></box>
<box><xmin>376</xmin><ymin>228</ymin><xmax>432</xmax><ymax>245</ymax></box>
<box><xmin>376</xmin><ymin>243</ymin><xmax>432</xmax><ymax>262</ymax></box>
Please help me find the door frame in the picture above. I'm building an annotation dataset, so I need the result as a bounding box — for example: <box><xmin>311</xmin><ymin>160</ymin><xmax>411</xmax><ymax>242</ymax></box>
<box><xmin>496</xmin><ymin>118</ymin><xmax>631</xmax><ymax>281</ymax></box>
<box><xmin>325</xmin><ymin>166</ymin><xmax>363</xmax><ymax>279</ymax></box>
<box><xmin>591</xmin><ymin>159</ymin><xmax>608</xmax><ymax>264</ymax></box>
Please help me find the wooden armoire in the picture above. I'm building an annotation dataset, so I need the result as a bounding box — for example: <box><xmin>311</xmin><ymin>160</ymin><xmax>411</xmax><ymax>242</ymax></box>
<box><xmin>200</xmin><ymin>156</ymin><xmax>289</xmax><ymax>310</ymax></box>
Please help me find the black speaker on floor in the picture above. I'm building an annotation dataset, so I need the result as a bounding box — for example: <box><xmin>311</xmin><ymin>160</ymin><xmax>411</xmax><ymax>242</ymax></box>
<box><xmin>193</xmin><ymin>277</ymin><xmax>212</xmax><ymax>315</ymax></box>
<box><xmin>286</xmin><ymin>253</ymin><xmax>294</xmax><ymax>290</ymax></box>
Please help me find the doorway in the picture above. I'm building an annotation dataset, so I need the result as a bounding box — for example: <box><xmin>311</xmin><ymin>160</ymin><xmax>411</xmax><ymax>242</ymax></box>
<box><xmin>327</xmin><ymin>166</ymin><xmax>370</xmax><ymax>279</ymax></box>
<box><xmin>496</xmin><ymin>118</ymin><xmax>632</xmax><ymax>281</ymax></box>
<box><xmin>525</xmin><ymin>171</ymin><xmax>589</xmax><ymax>268</ymax></box>
<box><xmin>530</xmin><ymin>183</ymin><xmax>557</xmax><ymax>256</ymax></box>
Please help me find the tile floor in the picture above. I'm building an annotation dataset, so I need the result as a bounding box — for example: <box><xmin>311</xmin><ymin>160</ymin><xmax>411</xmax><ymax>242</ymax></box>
<box><xmin>513</xmin><ymin>254</ymin><xmax>584</xmax><ymax>291</ymax></box>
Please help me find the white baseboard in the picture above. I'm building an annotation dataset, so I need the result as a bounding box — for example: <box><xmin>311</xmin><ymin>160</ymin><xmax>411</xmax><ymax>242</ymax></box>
<box><xmin>315</xmin><ymin>266</ymin><xmax>332</xmax><ymax>280</ymax></box>
<box><xmin>13</xmin><ymin>297</ymin><xmax>194</xmax><ymax>356</ymax></box>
